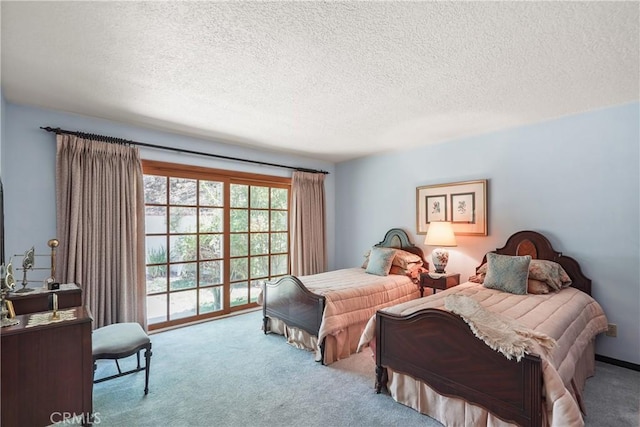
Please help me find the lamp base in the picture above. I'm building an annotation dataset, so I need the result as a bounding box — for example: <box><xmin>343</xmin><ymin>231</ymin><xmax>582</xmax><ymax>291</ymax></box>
<box><xmin>431</xmin><ymin>247</ymin><xmax>449</xmax><ymax>274</ymax></box>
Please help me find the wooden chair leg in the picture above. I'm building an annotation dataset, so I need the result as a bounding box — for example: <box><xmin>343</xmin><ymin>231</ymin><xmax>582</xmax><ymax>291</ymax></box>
<box><xmin>144</xmin><ymin>343</ymin><xmax>152</xmax><ymax>395</ymax></box>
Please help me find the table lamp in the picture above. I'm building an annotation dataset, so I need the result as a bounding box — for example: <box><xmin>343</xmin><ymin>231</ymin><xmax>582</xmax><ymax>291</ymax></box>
<box><xmin>424</xmin><ymin>221</ymin><xmax>457</xmax><ymax>273</ymax></box>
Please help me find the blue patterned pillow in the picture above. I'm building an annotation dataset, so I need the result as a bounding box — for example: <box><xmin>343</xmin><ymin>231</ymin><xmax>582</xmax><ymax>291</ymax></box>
<box><xmin>482</xmin><ymin>253</ymin><xmax>532</xmax><ymax>295</ymax></box>
<box><xmin>365</xmin><ymin>247</ymin><xmax>396</xmax><ymax>276</ymax></box>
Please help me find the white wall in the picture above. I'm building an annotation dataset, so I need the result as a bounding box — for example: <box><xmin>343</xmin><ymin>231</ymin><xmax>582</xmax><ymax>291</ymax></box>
<box><xmin>1</xmin><ymin>89</ymin><xmax>5</xmax><ymax>173</ymax></box>
<box><xmin>335</xmin><ymin>102</ymin><xmax>640</xmax><ymax>365</ymax></box>
<box><xmin>1</xmin><ymin>90</ymin><xmax>5</xmax><ymax>263</ymax></box>
<box><xmin>3</xmin><ymin>102</ymin><xmax>336</xmax><ymax>282</ymax></box>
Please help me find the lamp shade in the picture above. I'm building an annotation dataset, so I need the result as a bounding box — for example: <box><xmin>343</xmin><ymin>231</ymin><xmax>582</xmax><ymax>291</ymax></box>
<box><xmin>424</xmin><ymin>222</ymin><xmax>457</xmax><ymax>247</ymax></box>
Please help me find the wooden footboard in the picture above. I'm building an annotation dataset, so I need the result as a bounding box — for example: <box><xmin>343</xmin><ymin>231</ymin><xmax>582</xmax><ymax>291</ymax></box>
<box><xmin>376</xmin><ymin>308</ymin><xmax>542</xmax><ymax>427</ymax></box>
<box><xmin>262</xmin><ymin>275</ymin><xmax>325</xmax><ymax>355</ymax></box>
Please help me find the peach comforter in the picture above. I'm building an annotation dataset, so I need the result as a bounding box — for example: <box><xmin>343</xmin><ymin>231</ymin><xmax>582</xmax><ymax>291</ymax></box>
<box><xmin>358</xmin><ymin>282</ymin><xmax>608</xmax><ymax>426</ymax></box>
<box><xmin>264</xmin><ymin>268</ymin><xmax>420</xmax><ymax>363</ymax></box>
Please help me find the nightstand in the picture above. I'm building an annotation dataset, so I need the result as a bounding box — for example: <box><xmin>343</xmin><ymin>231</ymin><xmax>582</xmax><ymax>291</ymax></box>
<box><xmin>419</xmin><ymin>272</ymin><xmax>460</xmax><ymax>297</ymax></box>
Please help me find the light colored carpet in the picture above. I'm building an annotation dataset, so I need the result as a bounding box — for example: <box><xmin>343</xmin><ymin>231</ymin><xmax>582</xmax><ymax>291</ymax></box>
<box><xmin>92</xmin><ymin>310</ymin><xmax>639</xmax><ymax>426</ymax></box>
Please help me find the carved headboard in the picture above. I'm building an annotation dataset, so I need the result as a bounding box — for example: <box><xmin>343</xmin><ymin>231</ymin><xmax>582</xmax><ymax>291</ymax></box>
<box><xmin>477</xmin><ymin>230</ymin><xmax>591</xmax><ymax>295</ymax></box>
<box><xmin>375</xmin><ymin>228</ymin><xmax>428</xmax><ymax>267</ymax></box>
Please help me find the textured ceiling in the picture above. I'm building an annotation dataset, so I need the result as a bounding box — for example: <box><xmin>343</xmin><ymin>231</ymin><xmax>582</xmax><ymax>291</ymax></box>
<box><xmin>1</xmin><ymin>2</ymin><xmax>638</xmax><ymax>163</ymax></box>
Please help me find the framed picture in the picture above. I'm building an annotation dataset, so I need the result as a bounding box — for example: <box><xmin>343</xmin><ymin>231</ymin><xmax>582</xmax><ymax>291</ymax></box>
<box><xmin>416</xmin><ymin>179</ymin><xmax>487</xmax><ymax>235</ymax></box>
<box><xmin>425</xmin><ymin>194</ymin><xmax>447</xmax><ymax>223</ymax></box>
<box><xmin>451</xmin><ymin>192</ymin><xmax>475</xmax><ymax>224</ymax></box>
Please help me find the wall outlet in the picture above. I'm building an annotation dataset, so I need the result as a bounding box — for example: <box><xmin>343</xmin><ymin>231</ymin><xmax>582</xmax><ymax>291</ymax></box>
<box><xmin>606</xmin><ymin>323</ymin><xmax>617</xmax><ymax>337</ymax></box>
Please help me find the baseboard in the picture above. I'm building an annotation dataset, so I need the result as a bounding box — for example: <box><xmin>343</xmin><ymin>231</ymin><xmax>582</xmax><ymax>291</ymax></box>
<box><xmin>149</xmin><ymin>307</ymin><xmax>261</xmax><ymax>335</ymax></box>
<box><xmin>595</xmin><ymin>354</ymin><xmax>640</xmax><ymax>371</ymax></box>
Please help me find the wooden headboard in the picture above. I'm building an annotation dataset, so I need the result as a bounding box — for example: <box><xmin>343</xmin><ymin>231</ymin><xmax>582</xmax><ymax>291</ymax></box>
<box><xmin>374</xmin><ymin>228</ymin><xmax>428</xmax><ymax>267</ymax></box>
<box><xmin>478</xmin><ymin>230</ymin><xmax>591</xmax><ymax>295</ymax></box>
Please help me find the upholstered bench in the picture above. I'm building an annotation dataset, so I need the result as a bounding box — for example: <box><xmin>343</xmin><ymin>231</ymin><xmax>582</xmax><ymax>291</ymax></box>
<box><xmin>92</xmin><ymin>322</ymin><xmax>152</xmax><ymax>395</ymax></box>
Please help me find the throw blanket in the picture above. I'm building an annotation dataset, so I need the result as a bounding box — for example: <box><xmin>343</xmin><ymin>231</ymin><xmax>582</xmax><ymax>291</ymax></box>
<box><xmin>444</xmin><ymin>294</ymin><xmax>556</xmax><ymax>361</ymax></box>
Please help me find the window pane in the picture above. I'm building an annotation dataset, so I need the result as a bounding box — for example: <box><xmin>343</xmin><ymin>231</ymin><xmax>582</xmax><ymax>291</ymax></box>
<box><xmin>200</xmin><ymin>260</ymin><xmax>223</xmax><ymax>286</ymax></box>
<box><xmin>200</xmin><ymin>287</ymin><xmax>223</xmax><ymax>314</ymax></box>
<box><xmin>199</xmin><ymin>181</ymin><xmax>223</xmax><ymax>207</ymax></box>
<box><xmin>170</xmin><ymin>290</ymin><xmax>197</xmax><ymax>320</ymax></box>
<box><xmin>250</xmin><ymin>210</ymin><xmax>269</xmax><ymax>232</ymax></box>
<box><xmin>271</xmin><ymin>255</ymin><xmax>288</xmax><ymax>276</ymax></box>
<box><xmin>271</xmin><ymin>233</ymin><xmax>288</xmax><ymax>254</ymax></box>
<box><xmin>230</xmin><ymin>233</ymin><xmax>248</xmax><ymax>257</ymax></box>
<box><xmin>146</xmin><ymin>236</ymin><xmax>167</xmax><ymax>263</ymax></box>
<box><xmin>145</xmin><ymin>206</ymin><xmax>166</xmax><ymax>234</ymax></box>
<box><xmin>250</xmin><ymin>256</ymin><xmax>269</xmax><ymax>279</ymax></box>
<box><xmin>230</xmin><ymin>282</ymin><xmax>248</xmax><ymax>307</ymax></box>
<box><xmin>230</xmin><ymin>258</ymin><xmax>248</xmax><ymax>281</ymax></box>
<box><xmin>199</xmin><ymin>234</ymin><xmax>223</xmax><ymax>260</ymax></box>
<box><xmin>146</xmin><ymin>265</ymin><xmax>167</xmax><ymax>294</ymax></box>
<box><xmin>250</xmin><ymin>280</ymin><xmax>263</xmax><ymax>303</ymax></box>
<box><xmin>230</xmin><ymin>209</ymin><xmax>248</xmax><ymax>232</ymax></box>
<box><xmin>147</xmin><ymin>294</ymin><xmax>167</xmax><ymax>324</ymax></box>
<box><xmin>271</xmin><ymin>211</ymin><xmax>288</xmax><ymax>232</ymax></box>
<box><xmin>144</xmin><ymin>175</ymin><xmax>166</xmax><ymax>204</ymax></box>
<box><xmin>170</xmin><ymin>177</ymin><xmax>197</xmax><ymax>205</ymax></box>
<box><xmin>169</xmin><ymin>262</ymin><xmax>196</xmax><ymax>291</ymax></box>
<box><xmin>169</xmin><ymin>235</ymin><xmax>197</xmax><ymax>262</ymax></box>
<box><xmin>170</xmin><ymin>207</ymin><xmax>197</xmax><ymax>233</ymax></box>
<box><xmin>271</xmin><ymin>188</ymin><xmax>288</xmax><ymax>209</ymax></box>
<box><xmin>250</xmin><ymin>233</ymin><xmax>269</xmax><ymax>255</ymax></box>
<box><xmin>199</xmin><ymin>208</ymin><xmax>223</xmax><ymax>233</ymax></box>
<box><xmin>250</xmin><ymin>186</ymin><xmax>269</xmax><ymax>208</ymax></box>
<box><xmin>230</xmin><ymin>184</ymin><xmax>248</xmax><ymax>208</ymax></box>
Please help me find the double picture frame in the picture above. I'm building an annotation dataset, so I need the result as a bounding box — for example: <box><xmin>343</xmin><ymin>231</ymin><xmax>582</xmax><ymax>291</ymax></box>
<box><xmin>416</xmin><ymin>179</ymin><xmax>488</xmax><ymax>236</ymax></box>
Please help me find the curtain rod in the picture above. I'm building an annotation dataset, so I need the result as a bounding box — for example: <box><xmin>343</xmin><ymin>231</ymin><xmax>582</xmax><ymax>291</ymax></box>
<box><xmin>40</xmin><ymin>126</ymin><xmax>329</xmax><ymax>175</ymax></box>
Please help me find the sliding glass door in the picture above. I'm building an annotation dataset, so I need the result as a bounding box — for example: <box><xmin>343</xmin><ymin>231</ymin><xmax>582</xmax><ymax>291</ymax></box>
<box><xmin>142</xmin><ymin>160</ymin><xmax>290</xmax><ymax>330</ymax></box>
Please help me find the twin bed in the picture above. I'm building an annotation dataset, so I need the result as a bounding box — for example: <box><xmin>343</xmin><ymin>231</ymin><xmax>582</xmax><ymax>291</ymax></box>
<box><xmin>262</xmin><ymin>229</ymin><xmax>608</xmax><ymax>426</ymax></box>
<box><xmin>261</xmin><ymin>228</ymin><xmax>425</xmax><ymax>364</ymax></box>
<box><xmin>361</xmin><ymin>230</ymin><xmax>607</xmax><ymax>426</ymax></box>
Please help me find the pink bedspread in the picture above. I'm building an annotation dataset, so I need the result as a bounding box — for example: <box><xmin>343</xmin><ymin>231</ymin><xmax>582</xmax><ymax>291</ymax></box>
<box><xmin>358</xmin><ymin>282</ymin><xmax>608</xmax><ymax>426</ymax></box>
<box><xmin>294</xmin><ymin>268</ymin><xmax>421</xmax><ymax>344</ymax></box>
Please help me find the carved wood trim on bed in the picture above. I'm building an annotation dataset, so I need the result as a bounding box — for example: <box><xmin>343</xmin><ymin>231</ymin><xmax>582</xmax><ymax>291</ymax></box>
<box><xmin>478</xmin><ymin>230</ymin><xmax>591</xmax><ymax>295</ymax></box>
<box><xmin>262</xmin><ymin>227</ymin><xmax>426</xmax><ymax>363</ymax></box>
<box><xmin>376</xmin><ymin>228</ymin><xmax>426</xmax><ymax>261</ymax></box>
<box><xmin>376</xmin><ymin>309</ymin><xmax>542</xmax><ymax>426</ymax></box>
<box><xmin>261</xmin><ymin>275</ymin><xmax>325</xmax><ymax>339</ymax></box>
<box><xmin>375</xmin><ymin>230</ymin><xmax>592</xmax><ymax>427</ymax></box>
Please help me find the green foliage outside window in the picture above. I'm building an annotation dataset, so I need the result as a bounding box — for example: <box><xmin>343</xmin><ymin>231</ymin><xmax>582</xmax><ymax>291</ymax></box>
<box><xmin>144</xmin><ymin>172</ymin><xmax>289</xmax><ymax>325</ymax></box>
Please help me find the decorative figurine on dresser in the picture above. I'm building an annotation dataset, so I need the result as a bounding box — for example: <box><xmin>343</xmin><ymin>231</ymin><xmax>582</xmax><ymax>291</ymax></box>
<box><xmin>0</xmin><ymin>259</ymin><xmax>20</xmax><ymax>327</ymax></box>
<box><xmin>16</xmin><ymin>246</ymin><xmax>35</xmax><ymax>292</ymax></box>
<box><xmin>14</xmin><ymin>239</ymin><xmax>60</xmax><ymax>292</ymax></box>
<box><xmin>6</xmin><ymin>238</ymin><xmax>82</xmax><ymax>316</ymax></box>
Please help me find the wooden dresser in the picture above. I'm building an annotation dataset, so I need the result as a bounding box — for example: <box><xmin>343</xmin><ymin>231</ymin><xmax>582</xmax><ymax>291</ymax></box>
<box><xmin>1</xmin><ymin>306</ymin><xmax>93</xmax><ymax>427</ymax></box>
<box><xmin>7</xmin><ymin>283</ymin><xmax>82</xmax><ymax>315</ymax></box>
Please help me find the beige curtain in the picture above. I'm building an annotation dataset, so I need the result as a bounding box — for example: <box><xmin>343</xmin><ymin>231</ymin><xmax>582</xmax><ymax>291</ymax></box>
<box><xmin>291</xmin><ymin>171</ymin><xmax>327</xmax><ymax>276</ymax></box>
<box><xmin>56</xmin><ymin>134</ymin><xmax>146</xmax><ymax>329</ymax></box>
